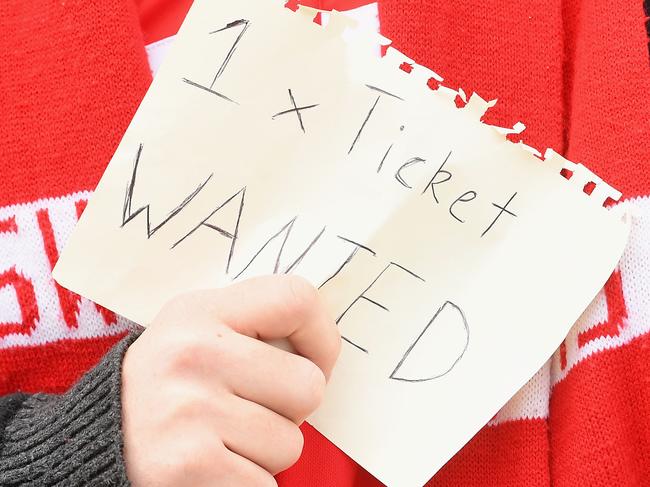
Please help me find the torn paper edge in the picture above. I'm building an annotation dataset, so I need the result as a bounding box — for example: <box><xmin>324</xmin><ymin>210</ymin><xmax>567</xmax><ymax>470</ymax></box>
<box><xmin>291</xmin><ymin>3</ymin><xmax>625</xmax><ymax>215</ymax></box>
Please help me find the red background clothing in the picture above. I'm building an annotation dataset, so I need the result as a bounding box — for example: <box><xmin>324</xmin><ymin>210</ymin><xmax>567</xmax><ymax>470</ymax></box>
<box><xmin>1</xmin><ymin>1</ymin><xmax>648</xmax><ymax>485</ymax></box>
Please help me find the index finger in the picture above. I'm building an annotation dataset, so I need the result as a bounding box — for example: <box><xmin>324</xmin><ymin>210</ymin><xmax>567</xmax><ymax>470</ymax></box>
<box><xmin>191</xmin><ymin>275</ymin><xmax>341</xmax><ymax>379</ymax></box>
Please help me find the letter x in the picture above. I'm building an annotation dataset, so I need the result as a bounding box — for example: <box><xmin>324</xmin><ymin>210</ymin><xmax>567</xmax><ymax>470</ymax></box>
<box><xmin>272</xmin><ymin>89</ymin><xmax>319</xmax><ymax>133</ymax></box>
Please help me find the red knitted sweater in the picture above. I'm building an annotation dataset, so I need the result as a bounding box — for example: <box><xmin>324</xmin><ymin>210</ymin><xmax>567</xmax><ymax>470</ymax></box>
<box><xmin>1</xmin><ymin>1</ymin><xmax>649</xmax><ymax>485</ymax></box>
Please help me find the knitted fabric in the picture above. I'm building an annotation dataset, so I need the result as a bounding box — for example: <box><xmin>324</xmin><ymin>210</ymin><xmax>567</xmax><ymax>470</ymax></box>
<box><xmin>1</xmin><ymin>1</ymin><xmax>649</xmax><ymax>486</ymax></box>
<box><xmin>0</xmin><ymin>0</ymin><xmax>151</xmax><ymax>394</ymax></box>
<box><xmin>0</xmin><ymin>332</ymin><xmax>139</xmax><ymax>486</ymax></box>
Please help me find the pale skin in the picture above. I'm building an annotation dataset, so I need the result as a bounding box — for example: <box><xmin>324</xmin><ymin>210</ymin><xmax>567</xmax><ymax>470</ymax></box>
<box><xmin>121</xmin><ymin>275</ymin><xmax>341</xmax><ymax>486</ymax></box>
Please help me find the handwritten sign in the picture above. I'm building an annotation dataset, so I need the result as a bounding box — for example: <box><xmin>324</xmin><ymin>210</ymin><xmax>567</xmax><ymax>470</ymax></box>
<box><xmin>53</xmin><ymin>1</ymin><xmax>629</xmax><ymax>485</ymax></box>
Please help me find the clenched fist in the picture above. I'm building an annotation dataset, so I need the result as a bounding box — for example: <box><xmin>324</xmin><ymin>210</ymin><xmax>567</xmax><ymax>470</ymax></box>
<box><xmin>121</xmin><ymin>275</ymin><xmax>341</xmax><ymax>486</ymax></box>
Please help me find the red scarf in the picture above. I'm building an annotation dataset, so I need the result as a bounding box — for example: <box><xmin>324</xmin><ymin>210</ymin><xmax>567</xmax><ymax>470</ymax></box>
<box><xmin>1</xmin><ymin>1</ymin><xmax>648</xmax><ymax>485</ymax></box>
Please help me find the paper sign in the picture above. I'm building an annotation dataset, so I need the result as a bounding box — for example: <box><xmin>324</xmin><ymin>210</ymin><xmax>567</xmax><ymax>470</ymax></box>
<box><xmin>53</xmin><ymin>1</ymin><xmax>629</xmax><ymax>485</ymax></box>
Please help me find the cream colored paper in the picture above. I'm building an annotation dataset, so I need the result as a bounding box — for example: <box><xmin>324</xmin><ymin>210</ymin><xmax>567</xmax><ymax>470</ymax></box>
<box><xmin>53</xmin><ymin>1</ymin><xmax>629</xmax><ymax>485</ymax></box>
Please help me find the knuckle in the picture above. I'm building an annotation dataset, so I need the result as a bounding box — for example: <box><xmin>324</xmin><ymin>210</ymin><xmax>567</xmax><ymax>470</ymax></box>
<box><xmin>281</xmin><ymin>424</ymin><xmax>304</xmax><ymax>468</ymax></box>
<box><xmin>158</xmin><ymin>385</ymin><xmax>215</xmax><ymax>425</ymax></box>
<box><xmin>294</xmin><ymin>358</ymin><xmax>326</xmax><ymax>416</ymax></box>
<box><xmin>173</xmin><ymin>452</ymin><xmax>205</xmax><ymax>477</ymax></box>
<box><xmin>171</xmin><ymin>396</ymin><xmax>210</xmax><ymax>421</ymax></box>
<box><xmin>163</xmin><ymin>437</ymin><xmax>227</xmax><ymax>480</ymax></box>
<box><xmin>306</xmin><ymin>364</ymin><xmax>327</xmax><ymax>410</ymax></box>
<box><xmin>322</xmin><ymin>323</ymin><xmax>342</xmax><ymax>369</ymax></box>
<box><xmin>285</xmin><ymin>275</ymin><xmax>320</xmax><ymax>317</ymax></box>
<box><xmin>164</xmin><ymin>339</ymin><xmax>207</xmax><ymax>376</ymax></box>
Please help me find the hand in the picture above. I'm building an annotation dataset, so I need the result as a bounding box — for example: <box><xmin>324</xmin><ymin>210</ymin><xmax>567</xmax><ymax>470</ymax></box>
<box><xmin>121</xmin><ymin>275</ymin><xmax>341</xmax><ymax>487</ymax></box>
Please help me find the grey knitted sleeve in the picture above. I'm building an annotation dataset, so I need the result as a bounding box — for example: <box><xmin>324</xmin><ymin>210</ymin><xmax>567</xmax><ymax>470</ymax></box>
<box><xmin>0</xmin><ymin>330</ymin><xmax>142</xmax><ymax>486</ymax></box>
